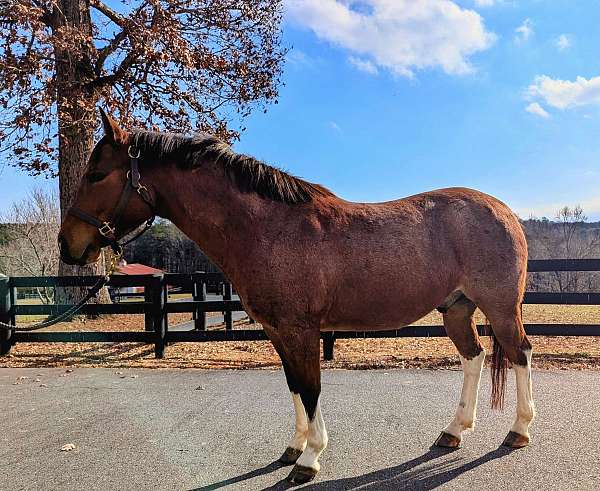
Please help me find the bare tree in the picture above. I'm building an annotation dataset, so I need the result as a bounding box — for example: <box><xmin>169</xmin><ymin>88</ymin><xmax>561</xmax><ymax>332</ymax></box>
<box><xmin>525</xmin><ymin>206</ymin><xmax>600</xmax><ymax>292</ymax></box>
<box><xmin>0</xmin><ymin>187</ymin><xmax>60</xmax><ymax>302</ymax></box>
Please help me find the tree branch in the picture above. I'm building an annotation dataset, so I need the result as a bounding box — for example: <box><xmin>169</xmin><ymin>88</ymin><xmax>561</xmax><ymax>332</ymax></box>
<box><xmin>87</xmin><ymin>50</ymin><xmax>139</xmax><ymax>89</ymax></box>
<box><xmin>90</xmin><ymin>0</ymin><xmax>126</xmax><ymax>26</ymax></box>
<box><xmin>95</xmin><ymin>28</ymin><xmax>128</xmax><ymax>74</ymax></box>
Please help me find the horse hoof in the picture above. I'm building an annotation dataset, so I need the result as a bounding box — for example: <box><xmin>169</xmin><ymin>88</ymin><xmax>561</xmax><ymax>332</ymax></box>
<box><xmin>286</xmin><ymin>464</ymin><xmax>318</xmax><ymax>484</ymax></box>
<box><xmin>502</xmin><ymin>431</ymin><xmax>530</xmax><ymax>449</ymax></box>
<box><xmin>434</xmin><ymin>431</ymin><xmax>461</xmax><ymax>448</ymax></box>
<box><xmin>279</xmin><ymin>447</ymin><xmax>303</xmax><ymax>466</ymax></box>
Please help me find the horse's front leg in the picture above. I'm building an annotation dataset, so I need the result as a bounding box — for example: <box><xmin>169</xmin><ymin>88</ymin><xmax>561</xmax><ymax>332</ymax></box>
<box><xmin>272</xmin><ymin>330</ymin><xmax>327</xmax><ymax>484</ymax></box>
<box><xmin>290</xmin><ymin>392</ymin><xmax>327</xmax><ymax>484</ymax></box>
<box><xmin>278</xmin><ymin>363</ymin><xmax>309</xmax><ymax>465</ymax></box>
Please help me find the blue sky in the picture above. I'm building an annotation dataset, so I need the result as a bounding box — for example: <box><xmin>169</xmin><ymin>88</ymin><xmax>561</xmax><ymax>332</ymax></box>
<box><xmin>2</xmin><ymin>0</ymin><xmax>600</xmax><ymax>219</ymax></box>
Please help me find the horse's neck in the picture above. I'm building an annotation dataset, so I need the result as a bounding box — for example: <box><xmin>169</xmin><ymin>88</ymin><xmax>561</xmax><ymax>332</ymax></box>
<box><xmin>151</xmin><ymin>163</ymin><xmax>275</xmax><ymax>278</ymax></box>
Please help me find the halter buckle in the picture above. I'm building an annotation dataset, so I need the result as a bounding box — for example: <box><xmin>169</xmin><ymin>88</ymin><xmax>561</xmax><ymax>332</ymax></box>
<box><xmin>137</xmin><ymin>184</ymin><xmax>149</xmax><ymax>197</ymax></box>
<box><xmin>99</xmin><ymin>221</ymin><xmax>116</xmax><ymax>238</ymax></box>
<box><xmin>128</xmin><ymin>145</ymin><xmax>141</xmax><ymax>159</ymax></box>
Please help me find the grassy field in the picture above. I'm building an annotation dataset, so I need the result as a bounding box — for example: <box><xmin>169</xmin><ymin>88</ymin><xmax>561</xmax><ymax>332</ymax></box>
<box><xmin>2</xmin><ymin>304</ymin><xmax>599</xmax><ymax>370</ymax></box>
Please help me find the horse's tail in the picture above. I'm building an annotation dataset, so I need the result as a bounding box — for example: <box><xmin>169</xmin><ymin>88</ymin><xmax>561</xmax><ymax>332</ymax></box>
<box><xmin>490</xmin><ymin>327</ymin><xmax>508</xmax><ymax>410</ymax></box>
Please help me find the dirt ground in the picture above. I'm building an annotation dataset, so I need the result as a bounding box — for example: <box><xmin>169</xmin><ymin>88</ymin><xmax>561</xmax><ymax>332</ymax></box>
<box><xmin>2</xmin><ymin>304</ymin><xmax>599</xmax><ymax>370</ymax></box>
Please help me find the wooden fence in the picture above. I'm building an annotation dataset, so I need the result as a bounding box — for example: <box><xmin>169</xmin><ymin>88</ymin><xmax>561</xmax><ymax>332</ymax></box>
<box><xmin>1</xmin><ymin>259</ymin><xmax>600</xmax><ymax>360</ymax></box>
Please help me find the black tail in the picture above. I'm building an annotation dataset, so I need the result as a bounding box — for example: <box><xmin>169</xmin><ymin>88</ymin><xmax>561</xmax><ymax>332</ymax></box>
<box><xmin>490</xmin><ymin>329</ymin><xmax>508</xmax><ymax>410</ymax></box>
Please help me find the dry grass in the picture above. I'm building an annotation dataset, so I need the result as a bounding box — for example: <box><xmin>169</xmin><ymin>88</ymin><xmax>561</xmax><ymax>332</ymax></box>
<box><xmin>2</xmin><ymin>304</ymin><xmax>600</xmax><ymax>370</ymax></box>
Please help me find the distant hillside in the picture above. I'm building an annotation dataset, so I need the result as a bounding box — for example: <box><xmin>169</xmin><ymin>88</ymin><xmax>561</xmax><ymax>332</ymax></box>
<box><xmin>520</xmin><ymin>217</ymin><xmax>600</xmax><ymax>293</ymax></box>
<box><xmin>521</xmin><ymin>218</ymin><xmax>600</xmax><ymax>260</ymax></box>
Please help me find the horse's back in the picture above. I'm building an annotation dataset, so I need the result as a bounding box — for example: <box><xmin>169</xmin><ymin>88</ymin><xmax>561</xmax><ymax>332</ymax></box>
<box><xmin>320</xmin><ymin>187</ymin><xmax>527</xmax><ymax>330</ymax></box>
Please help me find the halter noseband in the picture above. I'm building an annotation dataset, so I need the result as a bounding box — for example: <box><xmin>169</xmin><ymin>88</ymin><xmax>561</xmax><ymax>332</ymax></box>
<box><xmin>68</xmin><ymin>145</ymin><xmax>156</xmax><ymax>254</ymax></box>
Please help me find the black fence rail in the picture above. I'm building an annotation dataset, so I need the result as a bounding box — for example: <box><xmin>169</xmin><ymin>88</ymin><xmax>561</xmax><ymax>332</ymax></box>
<box><xmin>0</xmin><ymin>272</ymin><xmax>245</xmax><ymax>358</ymax></box>
<box><xmin>1</xmin><ymin>259</ymin><xmax>599</xmax><ymax>360</ymax></box>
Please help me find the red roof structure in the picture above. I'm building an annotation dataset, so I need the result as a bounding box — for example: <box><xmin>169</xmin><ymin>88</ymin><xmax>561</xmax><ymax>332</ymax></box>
<box><xmin>116</xmin><ymin>262</ymin><xmax>163</xmax><ymax>275</ymax></box>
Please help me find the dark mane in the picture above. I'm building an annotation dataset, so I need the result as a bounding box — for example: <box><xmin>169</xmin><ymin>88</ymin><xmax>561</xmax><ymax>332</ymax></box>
<box><xmin>130</xmin><ymin>130</ymin><xmax>333</xmax><ymax>205</ymax></box>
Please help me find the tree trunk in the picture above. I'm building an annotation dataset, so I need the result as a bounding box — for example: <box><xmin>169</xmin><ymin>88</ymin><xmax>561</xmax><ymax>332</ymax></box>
<box><xmin>53</xmin><ymin>0</ymin><xmax>111</xmax><ymax>305</ymax></box>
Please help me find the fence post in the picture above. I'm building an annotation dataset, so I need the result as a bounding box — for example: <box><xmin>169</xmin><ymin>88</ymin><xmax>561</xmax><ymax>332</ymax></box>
<box><xmin>323</xmin><ymin>332</ymin><xmax>335</xmax><ymax>361</ymax></box>
<box><xmin>223</xmin><ymin>281</ymin><xmax>233</xmax><ymax>330</ymax></box>
<box><xmin>192</xmin><ymin>271</ymin><xmax>206</xmax><ymax>331</ymax></box>
<box><xmin>9</xmin><ymin>283</ymin><xmax>16</xmax><ymax>326</ymax></box>
<box><xmin>144</xmin><ymin>282</ymin><xmax>153</xmax><ymax>332</ymax></box>
<box><xmin>0</xmin><ymin>277</ymin><xmax>13</xmax><ymax>356</ymax></box>
<box><xmin>151</xmin><ymin>274</ymin><xmax>168</xmax><ymax>359</ymax></box>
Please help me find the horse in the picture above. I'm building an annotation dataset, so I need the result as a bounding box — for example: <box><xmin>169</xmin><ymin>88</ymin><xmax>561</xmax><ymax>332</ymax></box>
<box><xmin>58</xmin><ymin>109</ymin><xmax>535</xmax><ymax>485</ymax></box>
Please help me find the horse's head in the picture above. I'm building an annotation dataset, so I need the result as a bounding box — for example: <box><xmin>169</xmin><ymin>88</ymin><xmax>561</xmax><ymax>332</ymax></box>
<box><xmin>58</xmin><ymin>109</ymin><xmax>155</xmax><ymax>265</ymax></box>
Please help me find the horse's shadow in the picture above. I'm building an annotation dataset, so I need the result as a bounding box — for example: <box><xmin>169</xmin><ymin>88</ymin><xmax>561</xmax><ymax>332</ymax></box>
<box><xmin>295</xmin><ymin>446</ymin><xmax>515</xmax><ymax>490</ymax></box>
<box><xmin>190</xmin><ymin>461</ymin><xmax>284</xmax><ymax>491</ymax></box>
<box><xmin>191</xmin><ymin>445</ymin><xmax>515</xmax><ymax>491</ymax></box>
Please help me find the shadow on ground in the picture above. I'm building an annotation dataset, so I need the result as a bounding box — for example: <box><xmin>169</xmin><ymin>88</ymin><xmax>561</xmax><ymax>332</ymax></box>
<box><xmin>191</xmin><ymin>446</ymin><xmax>515</xmax><ymax>491</ymax></box>
<box><xmin>190</xmin><ymin>461</ymin><xmax>284</xmax><ymax>491</ymax></box>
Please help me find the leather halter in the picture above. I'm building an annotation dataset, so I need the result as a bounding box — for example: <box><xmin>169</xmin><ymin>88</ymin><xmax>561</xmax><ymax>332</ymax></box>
<box><xmin>68</xmin><ymin>145</ymin><xmax>155</xmax><ymax>254</ymax></box>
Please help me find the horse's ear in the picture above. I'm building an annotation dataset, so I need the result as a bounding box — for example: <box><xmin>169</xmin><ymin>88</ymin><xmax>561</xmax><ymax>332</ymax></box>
<box><xmin>99</xmin><ymin>108</ymin><xmax>128</xmax><ymax>145</ymax></box>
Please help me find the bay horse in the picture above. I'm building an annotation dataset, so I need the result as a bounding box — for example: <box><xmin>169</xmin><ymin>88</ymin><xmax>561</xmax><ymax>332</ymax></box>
<box><xmin>58</xmin><ymin>109</ymin><xmax>535</xmax><ymax>485</ymax></box>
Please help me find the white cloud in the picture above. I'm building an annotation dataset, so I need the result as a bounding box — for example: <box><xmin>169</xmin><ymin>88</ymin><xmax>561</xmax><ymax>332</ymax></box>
<box><xmin>285</xmin><ymin>0</ymin><xmax>495</xmax><ymax>78</ymax></box>
<box><xmin>514</xmin><ymin>18</ymin><xmax>533</xmax><ymax>44</ymax></box>
<box><xmin>555</xmin><ymin>34</ymin><xmax>571</xmax><ymax>51</ymax></box>
<box><xmin>329</xmin><ymin>121</ymin><xmax>342</xmax><ymax>133</ymax></box>
<box><xmin>286</xmin><ymin>49</ymin><xmax>313</xmax><ymax>67</ymax></box>
<box><xmin>349</xmin><ymin>56</ymin><xmax>379</xmax><ymax>74</ymax></box>
<box><xmin>528</xmin><ymin>75</ymin><xmax>600</xmax><ymax>110</ymax></box>
<box><xmin>525</xmin><ymin>102</ymin><xmax>550</xmax><ymax>119</ymax></box>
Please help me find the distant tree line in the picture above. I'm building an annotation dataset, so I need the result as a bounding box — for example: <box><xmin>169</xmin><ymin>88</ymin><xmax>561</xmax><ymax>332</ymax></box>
<box><xmin>522</xmin><ymin>206</ymin><xmax>600</xmax><ymax>293</ymax></box>
<box><xmin>123</xmin><ymin>219</ymin><xmax>220</xmax><ymax>274</ymax></box>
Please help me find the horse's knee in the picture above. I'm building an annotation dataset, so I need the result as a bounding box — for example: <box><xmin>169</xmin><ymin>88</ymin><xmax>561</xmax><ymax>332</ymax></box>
<box><xmin>306</xmin><ymin>421</ymin><xmax>328</xmax><ymax>452</ymax></box>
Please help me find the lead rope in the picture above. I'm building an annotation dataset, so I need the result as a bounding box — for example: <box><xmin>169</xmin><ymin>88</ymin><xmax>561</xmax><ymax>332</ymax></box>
<box><xmin>0</xmin><ymin>248</ymin><xmax>123</xmax><ymax>332</ymax></box>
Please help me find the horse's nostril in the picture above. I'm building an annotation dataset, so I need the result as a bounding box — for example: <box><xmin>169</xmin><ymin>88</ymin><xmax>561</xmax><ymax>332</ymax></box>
<box><xmin>58</xmin><ymin>237</ymin><xmax>78</xmax><ymax>265</ymax></box>
<box><xmin>58</xmin><ymin>236</ymin><xmax>73</xmax><ymax>261</ymax></box>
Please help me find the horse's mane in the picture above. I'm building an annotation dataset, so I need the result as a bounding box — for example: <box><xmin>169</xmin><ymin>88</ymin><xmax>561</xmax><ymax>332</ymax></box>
<box><xmin>130</xmin><ymin>130</ymin><xmax>333</xmax><ymax>205</ymax></box>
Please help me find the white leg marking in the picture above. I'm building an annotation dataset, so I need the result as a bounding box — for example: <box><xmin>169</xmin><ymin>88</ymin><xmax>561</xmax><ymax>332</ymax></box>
<box><xmin>443</xmin><ymin>349</ymin><xmax>486</xmax><ymax>439</ymax></box>
<box><xmin>288</xmin><ymin>393</ymin><xmax>308</xmax><ymax>451</ymax></box>
<box><xmin>511</xmin><ymin>349</ymin><xmax>535</xmax><ymax>437</ymax></box>
<box><xmin>296</xmin><ymin>397</ymin><xmax>328</xmax><ymax>472</ymax></box>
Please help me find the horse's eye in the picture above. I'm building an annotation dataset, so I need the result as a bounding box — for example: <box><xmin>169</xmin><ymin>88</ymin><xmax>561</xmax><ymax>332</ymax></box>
<box><xmin>87</xmin><ymin>172</ymin><xmax>107</xmax><ymax>183</ymax></box>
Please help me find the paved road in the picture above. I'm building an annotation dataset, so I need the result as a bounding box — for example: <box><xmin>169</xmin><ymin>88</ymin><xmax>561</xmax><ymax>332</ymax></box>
<box><xmin>1</xmin><ymin>368</ymin><xmax>599</xmax><ymax>490</ymax></box>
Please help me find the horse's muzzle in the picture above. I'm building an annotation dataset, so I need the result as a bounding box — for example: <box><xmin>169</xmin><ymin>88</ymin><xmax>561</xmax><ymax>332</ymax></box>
<box><xmin>58</xmin><ymin>235</ymin><xmax>87</xmax><ymax>265</ymax></box>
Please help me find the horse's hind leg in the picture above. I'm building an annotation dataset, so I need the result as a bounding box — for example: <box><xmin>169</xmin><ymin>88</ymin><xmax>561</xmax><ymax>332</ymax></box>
<box><xmin>503</xmin><ymin>342</ymin><xmax>534</xmax><ymax>448</ymax></box>
<box><xmin>482</xmin><ymin>305</ymin><xmax>535</xmax><ymax>448</ymax></box>
<box><xmin>435</xmin><ymin>295</ymin><xmax>485</xmax><ymax>448</ymax></box>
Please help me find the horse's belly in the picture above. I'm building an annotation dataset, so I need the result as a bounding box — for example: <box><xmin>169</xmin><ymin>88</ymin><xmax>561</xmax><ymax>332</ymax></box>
<box><xmin>323</xmin><ymin>298</ymin><xmax>437</xmax><ymax>332</ymax></box>
<box><xmin>321</xmin><ymin>285</ymin><xmax>448</xmax><ymax>331</ymax></box>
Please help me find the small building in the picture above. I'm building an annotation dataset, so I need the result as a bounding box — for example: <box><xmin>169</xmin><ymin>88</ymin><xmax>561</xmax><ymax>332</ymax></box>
<box><xmin>110</xmin><ymin>260</ymin><xmax>164</xmax><ymax>301</ymax></box>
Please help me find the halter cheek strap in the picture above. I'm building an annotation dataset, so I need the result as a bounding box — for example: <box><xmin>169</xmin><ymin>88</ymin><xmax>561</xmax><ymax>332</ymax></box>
<box><xmin>68</xmin><ymin>145</ymin><xmax>156</xmax><ymax>253</ymax></box>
